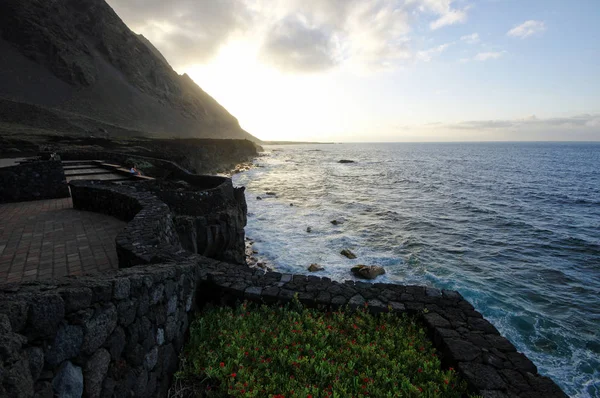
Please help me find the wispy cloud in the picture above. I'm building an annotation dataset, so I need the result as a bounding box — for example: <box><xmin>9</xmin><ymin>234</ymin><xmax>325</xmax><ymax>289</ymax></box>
<box><xmin>460</xmin><ymin>32</ymin><xmax>480</xmax><ymax>44</ymax></box>
<box><xmin>417</xmin><ymin>43</ymin><xmax>453</xmax><ymax>62</ymax></box>
<box><xmin>407</xmin><ymin>114</ymin><xmax>600</xmax><ymax>141</ymax></box>
<box><xmin>446</xmin><ymin>114</ymin><xmax>600</xmax><ymax>130</ymax></box>
<box><xmin>430</xmin><ymin>8</ymin><xmax>468</xmax><ymax>30</ymax></box>
<box><xmin>507</xmin><ymin>20</ymin><xmax>546</xmax><ymax>38</ymax></box>
<box><xmin>474</xmin><ymin>51</ymin><xmax>506</xmax><ymax>61</ymax></box>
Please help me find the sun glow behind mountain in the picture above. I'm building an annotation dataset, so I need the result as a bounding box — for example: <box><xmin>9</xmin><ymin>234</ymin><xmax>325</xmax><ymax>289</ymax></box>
<box><xmin>107</xmin><ymin>0</ymin><xmax>600</xmax><ymax>142</ymax></box>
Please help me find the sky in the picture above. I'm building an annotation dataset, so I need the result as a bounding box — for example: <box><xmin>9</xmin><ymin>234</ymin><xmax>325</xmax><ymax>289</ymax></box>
<box><xmin>106</xmin><ymin>0</ymin><xmax>600</xmax><ymax>142</ymax></box>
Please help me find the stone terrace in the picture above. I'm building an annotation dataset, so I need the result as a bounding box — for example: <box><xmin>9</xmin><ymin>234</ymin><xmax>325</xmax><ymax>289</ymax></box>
<box><xmin>0</xmin><ymin>197</ymin><xmax>124</xmax><ymax>283</ymax></box>
<box><xmin>0</xmin><ymin>164</ymin><xmax>568</xmax><ymax>398</ymax></box>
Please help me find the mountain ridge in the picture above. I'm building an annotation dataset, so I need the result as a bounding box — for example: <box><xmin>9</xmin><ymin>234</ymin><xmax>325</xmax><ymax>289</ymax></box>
<box><xmin>0</xmin><ymin>0</ymin><xmax>259</xmax><ymax>142</ymax></box>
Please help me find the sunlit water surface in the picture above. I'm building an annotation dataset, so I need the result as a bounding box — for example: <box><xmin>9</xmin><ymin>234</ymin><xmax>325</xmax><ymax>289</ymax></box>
<box><xmin>232</xmin><ymin>142</ymin><xmax>600</xmax><ymax>397</ymax></box>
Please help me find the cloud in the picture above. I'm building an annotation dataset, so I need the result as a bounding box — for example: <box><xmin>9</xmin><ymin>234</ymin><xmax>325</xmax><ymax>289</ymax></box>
<box><xmin>430</xmin><ymin>8</ymin><xmax>468</xmax><ymax>30</ymax></box>
<box><xmin>474</xmin><ymin>51</ymin><xmax>506</xmax><ymax>61</ymax></box>
<box><xmin>417</xmin><ymin>43</ymin><xmax>453</xmax><ymax>62</ymax></box>
<box><xmin>446</xmin><ymin>114</ymin><xmax>600</xmax><ymax>131</ymax></box>
<box><xmin>106</xmin><ymin>0</ymin><xmax>251</xmax><ymax>66</ymax></box>
<box><xmin>260</xmin><ymin>17</ymin><xmax>338</xmax><ymax>73</ymax></box>
<box><xmin>460</xmin><ymin>33</ymin><xmax>480</xmax><ymax>44</ymax></box>
<box><xmin>106</xmin><ymin>0</ymin><xmax>471</xmax><ymax>73</ymax></box>
<box><xmin>507</xmin><ymin>20</ymin><xmax>546</xmax><ymax>38</ymax></box>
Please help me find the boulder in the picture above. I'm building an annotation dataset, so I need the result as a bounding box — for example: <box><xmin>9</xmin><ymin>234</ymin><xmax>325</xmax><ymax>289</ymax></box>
<box><xmin>330</xmin><ymin>220</ymin><xmax>341</xmax><ymax>225</ymax></box>
<box><xmin>308</xmin><ymin>264</ymin><xmax>324</xmax><ymax>272</ymax></box>
<box><xmin>265</xmin><ymin>192</ymin><xmax>276</xmax><ymax>196</ymax></box>
<box><xmin>306</xmin><ymin>227</ymin><xmax>312</xmax><ymax>233</ymax></box>
<box><xmin>338</xmin><ymin>160</ymin><xmax>355</xmax><ymax>163</ymax></box>
<box><xmin>340</xmin><ymin>249</ymin><xmax>357</xmax><ymax>259</ymax></box>
<box><xmin>351</xmin><ymin>265</ymin><xmax>385</xmax><ymax>280</ymax></box>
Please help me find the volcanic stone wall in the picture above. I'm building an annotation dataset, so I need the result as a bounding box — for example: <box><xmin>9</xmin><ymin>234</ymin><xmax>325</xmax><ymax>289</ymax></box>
<box><xmin>137</xmin><ymin>179</ymin><xmax>248</xmax><ymax>265</ymax></box>
<box><xmin>0</xmin><ymin>258</ymin><xmax>210</xmax><ymax>397</ymax></box>
<box><xmin>0</xmin><ymin>178</ymin><xmax>567</xmax><ymax>398</ymax></box>
<box><xmin>0</xmin><ymin>160</ymin><xmax>69</xmax><ymax>203</ymax></box>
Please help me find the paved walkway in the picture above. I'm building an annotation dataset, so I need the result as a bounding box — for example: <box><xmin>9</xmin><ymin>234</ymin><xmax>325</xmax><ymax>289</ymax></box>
<box><xmin>0</xmin><ymin>197</ymin><xmax>126</xmax><ymax>283</ymax></box>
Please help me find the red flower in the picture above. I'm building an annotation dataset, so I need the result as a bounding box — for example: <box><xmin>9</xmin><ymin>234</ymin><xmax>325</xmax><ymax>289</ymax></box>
<box><xmin>418</xmin><ymin>368</ymin><xmax>423</xmax><ymax>373</ymax></box>
<box><xmin>231</xmin><ymin>373</ymin><xmax>237</xmax><ymax>378</ymax></box>
<box><xmin>220</xmin><ymin>362</ymin><xmax>225</xmax><ymax>368</ymax></box>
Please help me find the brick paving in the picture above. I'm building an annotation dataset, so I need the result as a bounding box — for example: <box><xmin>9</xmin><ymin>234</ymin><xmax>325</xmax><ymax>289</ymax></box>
<box><xmin>0</xmin><ymin>197</ymin><xmax>126</xmax><ymax>283</ymax></box>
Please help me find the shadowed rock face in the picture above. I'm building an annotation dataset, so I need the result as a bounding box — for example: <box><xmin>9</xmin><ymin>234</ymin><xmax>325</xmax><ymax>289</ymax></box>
<box><xmin>0</xmin><ymin>0</ymin><xmax>258</xmax><ymax>141</ymax></box>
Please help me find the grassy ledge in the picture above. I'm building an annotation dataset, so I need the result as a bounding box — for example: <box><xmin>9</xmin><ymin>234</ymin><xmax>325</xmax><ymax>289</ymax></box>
<box><xmin>172</xmin><ymin>298</ymin><xmax>472</xmax><ymax>398</ymax></box>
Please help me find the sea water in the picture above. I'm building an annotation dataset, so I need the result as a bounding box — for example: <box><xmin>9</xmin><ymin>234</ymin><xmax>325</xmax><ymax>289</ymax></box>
<box><xmin>232</xmin><ymin>142</ymin><xmax>600</xmax><ymax>397</ymax></box>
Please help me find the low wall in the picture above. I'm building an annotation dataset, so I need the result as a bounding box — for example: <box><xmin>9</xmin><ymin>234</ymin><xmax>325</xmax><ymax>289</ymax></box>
<box><xmin>136</xmin><ymin>180</ymin><xmax>247</xmax><ymax>265</ymax></box>
<box><xmin>0</xmin><ymin>258</ymin><xmax>213</xmax><ymax>397</ymax></box>
<box><xmin>0</xmin><ymin>160</ymin><xmax>69</xmax><ymax>203</ymax></box>
<box><xmin>69</xmin><ymin>181</ymin><xmax>186</xmax><ymax>268</ymax></box>
<box><xmin>0</xmin><ymin>177</ymin><xmax>567</xmax><ymax>398</ymax></box>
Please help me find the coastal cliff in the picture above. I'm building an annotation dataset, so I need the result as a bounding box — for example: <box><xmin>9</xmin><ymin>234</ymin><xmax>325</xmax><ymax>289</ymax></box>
<box><xmin>0</xmin><ymin>0</ymin><xmax>258</xmax><ymax>141</ymax></box>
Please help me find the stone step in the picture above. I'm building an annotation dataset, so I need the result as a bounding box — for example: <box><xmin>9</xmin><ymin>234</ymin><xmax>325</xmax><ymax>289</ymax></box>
<box><xmin>63</xmin><ymin>165</ymin><xmax>103</xmax><ymax>171</ymax></box>
<box><xmin>64</xmin><ymin>168</ymin><xmax>114</xmax><ymax>176</ymax></box>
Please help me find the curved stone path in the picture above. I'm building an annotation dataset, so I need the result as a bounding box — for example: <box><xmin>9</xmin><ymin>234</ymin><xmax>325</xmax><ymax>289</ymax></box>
<box><xmin>0</xmin><ymin>197</ymin><xmax>125</xmax><ymax>283</ymax></box>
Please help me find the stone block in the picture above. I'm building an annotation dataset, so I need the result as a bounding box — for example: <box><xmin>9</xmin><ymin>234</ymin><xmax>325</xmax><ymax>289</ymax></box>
<box><xmin>4</xmin><ymin>358</ymin><xmax>34</xmax><ymax>397</ymax></box>
<box><xmin>105</xmin><ymin>326</ymin><xmax>126</xmax><ymax>360</ymax></box>
<box><xmin>26</xmin><ymin>347</ymin><xmax>44</xmax><ymax>381</ymax></box>
<box><xmin>59</xmin><ymin>288</ymin><xmax>92</xmax><ymax>313</ymax></box>
<box><xmin>117</xmin><ymin>300</ymin><xmax>136</xmax><ymax>327</ymax></box>
<box><xmin>144</xmin><ymin>346</ymin><xmax>159</xmax><ymax>370</ymax></box>
<box><xmin>458</xmin><ymin>362</ymin><xmax>507</xmax><ymax>390</ymax></box>
<box><xmin>82</xmin><ymin>304</ymin><xmax>117</xmax><ymax>354</ymax></box>
<box><xmin>113</xmin><ymin>279</ymin><xmax>131</xmax><ymax>300</ymax></box>
<box><xmin>46</xmin><ymin>324</ymin><xmax>83</xmax><ymax>366</ymax></box>
<box><xmin>506</xmin><ymin>352</ymin><xmax>537</xmax><ymax>374</ymax></box>
<box><xmin>423</xmin><ymin>312</ymin><xmax>452</xmax><ymax>329</ymax></box>
<box><xmin>443</xmin><ymin>338</ymin><xmax>481</xmax><ymax>362</ymax></box>
<box><xmin>84</xmin><ymin>349</ymin><xmax>111</xmax><ymax>398</ymax></box>
<box><xmin>52</xmin><ymin>361</ymin><xmax>83</xmax><ymax>398</ymax></box>
<box><xmin>28</xmin><ymin>294</ymin><xmax>65</xmax><ymax>338</ymax></box>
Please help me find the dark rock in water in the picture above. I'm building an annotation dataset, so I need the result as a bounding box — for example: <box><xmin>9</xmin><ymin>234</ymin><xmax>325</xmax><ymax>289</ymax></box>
<box><xmin>290</xmin><ymin>203</ymin><xmax>293</xmax><ymax>206</ymax></box>
<box><xmin>308</xmin><ymin>263</ymin><xmax>324</xmax><ymax>272</ymax></box>
<box><xmin>265</xmin><ymin>192</ymin><xmax>276</xmax><ymax>196</ymax></box>
<box><xmin>351</xmin><ymin>265</ymin><xmax>385</xmax><ymax>280</ymax></box>
<box><xmin>306</xmin><ymin>227</ymin><xmax>312</xmax><ymax>233</ymax></box>
<box><xmin>256</xmin><ymin>196</ymin><xmax>262</xmax><ymax>200</ymax></box>
<box><xmin>340</xmin><ymin>249</ymin><xmax>357</xmax><ymax>259</ymax></box>
<box><xmin>330</xmin><ymin>220</ymin><xmax>341</xmax><ymax>225</ymax></box>
<box><xmin>338</xmin><ymin>160</ymin><xmax>355</xmax><ymax>163</ymax></box>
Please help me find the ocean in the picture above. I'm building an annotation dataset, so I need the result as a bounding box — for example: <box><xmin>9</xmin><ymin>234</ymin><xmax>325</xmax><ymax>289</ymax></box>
<box><xmin>232</xmin><ymin>142</ymin><xmax>600</xmax><ymax>397</ymax></box>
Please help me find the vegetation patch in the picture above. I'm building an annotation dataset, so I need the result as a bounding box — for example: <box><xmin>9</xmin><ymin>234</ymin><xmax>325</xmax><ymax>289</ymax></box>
<box><xmin>174</xmin><ymin>299</ymin><xmax>468</xmax><ymax>397</ymax></box>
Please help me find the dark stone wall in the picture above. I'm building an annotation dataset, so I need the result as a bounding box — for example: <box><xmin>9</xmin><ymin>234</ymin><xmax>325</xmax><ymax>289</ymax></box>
<box><xmin>137</xmin><ymin>180</ymin><xmax>248</xmax><ymax>265</ymax></box>
<box><xmin>0</xmin><ymin>160</ymin><xmax>69</xmax><ymax>203</ymax></box>
<box><xmin>0</xmin><ymin>259</ymin><xmax>210</xmax><ymax>398</ymax></box>
<box><xmin>0</xmin><ymin>176</ymin><xmax>567</xmax><ymax>398</ymax></box>
<box><xmin>69</xmin><ymin>181</ymin><xmax>185</xmax><ymax>268</ymax></box>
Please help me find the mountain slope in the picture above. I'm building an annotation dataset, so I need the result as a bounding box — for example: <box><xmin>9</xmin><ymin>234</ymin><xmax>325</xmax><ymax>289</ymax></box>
<box><xmin>0</xmin><ymin>0</ymin><xmax>259</xmax><ymax>141</ymax></box>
